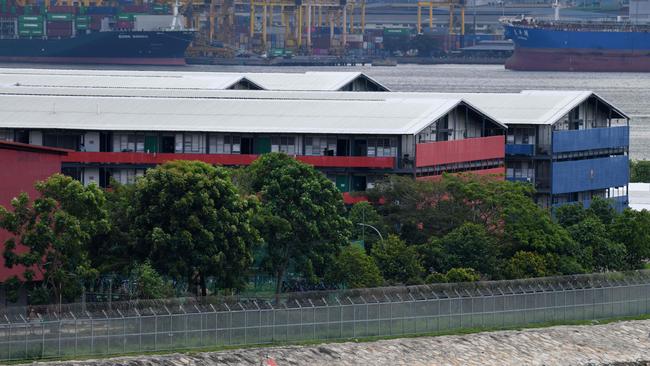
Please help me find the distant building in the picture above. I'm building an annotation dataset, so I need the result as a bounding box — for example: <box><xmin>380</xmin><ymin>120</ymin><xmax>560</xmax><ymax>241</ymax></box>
<box><xmin>0</xmin><ymin>89</ymin><xmax>505</xmax><ymax>204</ymax></box>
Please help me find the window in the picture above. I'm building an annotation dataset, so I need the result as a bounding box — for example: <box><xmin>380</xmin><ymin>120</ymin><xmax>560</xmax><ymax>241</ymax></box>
<box><xmin>367</xmin><ymin>137</ymin><xmax>397</xmax><ymax>157</ymax></box>
<box><xmin>183</xmin><ymin>133</ymin><xmax>205</xmax><ymax>154</ymax></box>
<box><xmin>0</xmin><ymin>129</ymin><xmax>9</xmax><ymax>141</ymax></box>
<box><xmin>112</xmin><ymin>168</ymin><xmax>145</xmax><ymax>185</ymax></box>
<box><xmin>305</xmin><ymin>136</ymin><xmax>337</xmax><ymax>156</ymax></box>
<box><xmin>271</xmin><ymin>136</ymin><xmax>296</xmax><ymax>154</ymax></box>
<box><xmin>114</xmin><ymin>133</ymin><xmax>145</xmax><ymax>152</ymax></box>
<box><xmin>208</xmin><ymin>134</ymin><xmax>241</xmax><ymax>154</ymax></box>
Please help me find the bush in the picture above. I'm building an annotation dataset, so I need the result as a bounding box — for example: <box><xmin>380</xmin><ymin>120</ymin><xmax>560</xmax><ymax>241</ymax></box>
<box><xmin>371</xmin><ymin>235</ymin><xmax>425</xmax><ymax>285</ymax></box>
<box><xmin>329</xmin><ymin>245</ymin><xmax>384</xmax><ymax>288</ymax></box>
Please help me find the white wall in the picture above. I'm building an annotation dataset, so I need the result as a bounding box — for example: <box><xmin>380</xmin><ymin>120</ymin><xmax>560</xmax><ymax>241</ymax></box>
<box><xmin>29</xmin><ymin>130</ymin><xmax>42</xmax><ymax>145</ymax></box>
<box><xmin>83</xmin><ymin>168</ymin><xmax>100</xmax><ymax>186</ymax></box>
<box><xmin>84</xmin><ymin>131</ymin><xmax>100</xmax><ymax>152</ymax></box>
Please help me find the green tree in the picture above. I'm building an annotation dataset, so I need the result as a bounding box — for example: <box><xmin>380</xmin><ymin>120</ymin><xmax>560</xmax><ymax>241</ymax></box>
<box><xmin>435</xmin><ymin>222</ymin><xmax>499</xmax><ymax>277</ymax></box>
<box><xmin>244</xmin><ymin>153</ymin><xmax>351</xmax><ymax>294</ymax></box>
<box><xmin>89</xmin><ymin>181</ymin><xmax>138</xmax><ymax>274</ymax></box>
<box><xmin>609</xmin><ymin>209</ymin><xmax>650</xmax><ymax>269</ymax></box>
<box><xmin>587</xmin><ymin>197</ymin><xmax>617</xmax><ymax>226</ymax></box>
<box><xmin>130</xmin><ymin>161</ymin><xmax>260</xmax><ymax>295</ymax></box>
<box><xmin>371</xmin><ymin>235</ymin><xmax>424</xmax><ymax>285</ymax></box>
<box><xmin>348</xmin><ymin>201</ymin><xmax>385</xmax><ymax>250</ymax></box>
<box><xmin>555</xmin><ymin>203</ymin><xmax>589</xmax><ymax>228</ymax></box>
<box><xmin>328</xmin><ymin>245</ymin><xmax>383</xmax><ymax>288</ymax></box>
<box><xmin>566</xmin><ymin>216</ymin><xmax>627</xmax><ymax>271</ymax></box>
<box><xmin>130</xmin><ymin>262</ymin><xmax>174</xmax><ymax>299</ymax></box>
<box><xmin>445</xmin><ymin>267</ymin><xmax>481</xmax><ymax>283</ymax></box>
<box><xmin>503</xmin><ymin>251</ymin><xmax>547</xmax><ymax>279</ymax></box>
<box><xmin>500</xmin><ymin>186</ymin><xmax>582</xmax><ymax>276</ymax></box>
<box><xmin>0</xmin><ymin>174</ymin><xmax>108</xmax><ymax>303</ymax></box>
<box><xmin>630</xmin><ymin>160</ymin><xmax>650</xmax><ymax>182</ymax></box>
<box><xmin>366</xmin><ymin>175</ymin><xmax>471</xmax><ymax>244</ymax></box>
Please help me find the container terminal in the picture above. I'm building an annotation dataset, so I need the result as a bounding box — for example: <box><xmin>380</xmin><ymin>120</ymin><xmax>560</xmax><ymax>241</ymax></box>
<box><xmin>0</xmin><ymin>0</ymin><xmax>634</xmax><ymax>65</ymax></box>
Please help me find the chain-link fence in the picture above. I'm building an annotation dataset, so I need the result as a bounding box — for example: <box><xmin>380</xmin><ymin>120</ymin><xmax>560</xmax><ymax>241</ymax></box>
<box><xmin>2</xmin><ymin>270</ymin><xmax>650</xmax><ymax>362</ymax></box>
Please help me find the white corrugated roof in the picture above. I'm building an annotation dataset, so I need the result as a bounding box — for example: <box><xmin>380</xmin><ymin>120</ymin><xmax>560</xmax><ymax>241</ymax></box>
<box><xmin>0</xmin><ymin>68</ymin><xmax>389</xmax><ymax>91</ymax></box>
<box><xmin>0</xmin><ymin>93</ymin><xmax>465</xmax><ymax>135</ymax></box>
<box><xmin>0</xmin><ymin>82</ymin><xmax>625</xmax><ymax>126</ymax></box>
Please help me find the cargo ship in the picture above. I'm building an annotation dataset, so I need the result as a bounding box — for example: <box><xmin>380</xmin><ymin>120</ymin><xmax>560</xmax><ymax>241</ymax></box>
<box><xmin>502</xmin><ymin>17</ymin><xmax>650</xmax><ymax>72</ymax></box>
<box><xmin>0</xmin><ymin>4</ymin><xmax>195</xmax><ymax>65</ymax></box>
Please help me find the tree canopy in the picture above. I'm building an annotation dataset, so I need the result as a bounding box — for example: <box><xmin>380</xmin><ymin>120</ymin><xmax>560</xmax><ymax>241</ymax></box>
<box><xmin>242</xmin><ymin>153</ymin><xmax>352</xmax><ymax>294</ymax></box>
<box><xmin>0</xmin><ymin>174</ymin><xmax>109</xmax><ymax>303</ymax></box>
<box><xmin>129</xmin><ymin>160</ymin><xmax>260</xmax><ymax>295</ymax></box>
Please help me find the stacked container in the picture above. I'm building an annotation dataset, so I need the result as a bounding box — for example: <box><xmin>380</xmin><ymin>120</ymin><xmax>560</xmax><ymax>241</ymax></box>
<box><xmin>18</xmin><ymin>15</ymin><xmax>43</xmax><ymax>37</ymax></box>
<box><xmin>76</xmin><ymin>15</ymin><xmax>89</xmax><ymax>31</ymax></box>
<box><xmin>116</xmin><ymin>13</ymin><xmax>134</xmax><ymax>30</ymax></box>
<box><xmin>46</xmin><ymin>12</ymin><xmax>73</xmax><ymax>37</ymax></box>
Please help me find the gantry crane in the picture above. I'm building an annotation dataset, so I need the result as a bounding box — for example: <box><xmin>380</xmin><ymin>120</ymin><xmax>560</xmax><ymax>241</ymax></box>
<box><xmin>416</xmin><ymin>0</ymin><xmax>465</xmax><ymax>36</ymax></box>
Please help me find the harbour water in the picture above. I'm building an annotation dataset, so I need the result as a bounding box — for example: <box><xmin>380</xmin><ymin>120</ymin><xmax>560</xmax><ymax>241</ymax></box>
<box><xmin>4</xmin><ymin>63</ymin><xmax>648</xmax><ymax>159</ymax></box>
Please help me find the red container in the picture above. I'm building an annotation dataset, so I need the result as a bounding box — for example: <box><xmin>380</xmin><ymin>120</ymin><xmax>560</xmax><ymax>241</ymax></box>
<box><xmin>48</xmin><ymin>5</ymin><xmax>76</xmax><ymax>14</ymax></box>
<box><xmin>122</xmin><ymin>5</ymin><xmax>149</xmax><ymax>13</ymax></box>
<box><xmin>46</xmin><ymin>28</ymin><xmax>73</xmax><ymax>37</ymax></box>
<box><xmin>116</xmin><ymin>20</ymin><xmax>134</xmax><ymax>29</ymax></box>
<box><xmin>46</xmin><ymin>21</ymin><xmax>72</xmax><ymax>29</ymax></box>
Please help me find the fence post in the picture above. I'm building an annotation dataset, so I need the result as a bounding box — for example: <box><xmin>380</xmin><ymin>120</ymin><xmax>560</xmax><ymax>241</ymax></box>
<box><xmin>135</xmin><ymin>309</ymin><xmax>141</xmax><ymax>352</ymax></box>
<box><xmin>8</xmin><ymin>320</ymin><xmax>12</xmax><ymax>360</ymax></box>
<box><xmin>335</xmin><ymin>297</ymin><xmax>342</xmax><ymax>339</ymax></box>
<box><xmin>362</xmin><ymin>296</ymin><xmax>369</xmax><ymax>337</ymax></box>
<box><xmin>41</xmin><ymin>319</ymin><xmax>45</xmax><ymax>359</ymax></box>
<box><xmin>19</xmin><ymin>315</ymin><xmax>27</xmax><ymax>359</ymax></box>
<box><xmin>152</xmin><ymin>308</ymin><xmax>157</xmax><ymax>351</ymax></box>
<box><xmin>254</xmin><ymin>301</ymin><xmax>261</xmax><ymax>344</ymax></box>
<box><xmin>179</xmin><ymin>305</ymin><xmax>187</xmax><ymax>348</ymax></box>
<box><xmin>348</xmin><ymin>297</ymin><xmax>355</xmax><ymax>338</ymax></box>
<box><xmin>373</xmin><ymin>295</ymin><xmax>381</xmax><ymax>337</ymax></box>
<box><xmin>57</xmin><ymin>318</ymin><xmax>61</xmax><ymax>357</ymax></box>
<box><xmin>210</xmin><ymin>304</ymin><xmax>217</xmax><ymax>346</ymax></box>
<box><xmin>90</xmin><ymin>313</ymin><xmax>94</xmax><ymax>355</ymax></box>
<box><xmin>308</xmin><ymin>299</ymin><xmax>316</xmax><ymax>340</ymax></box>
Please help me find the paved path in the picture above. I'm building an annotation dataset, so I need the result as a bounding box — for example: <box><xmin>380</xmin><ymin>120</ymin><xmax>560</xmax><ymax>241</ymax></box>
<box><xmin>34</xmin><ymin>319</ymin><xmax>650</xmax><ymax>366</ymax></box>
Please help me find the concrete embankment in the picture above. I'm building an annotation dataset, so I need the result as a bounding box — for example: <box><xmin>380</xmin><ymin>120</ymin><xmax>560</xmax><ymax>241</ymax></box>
<box><xmin>30</xmin><ymin>319</ymin><xmax>650</xmax><ymax>366</ymax></box>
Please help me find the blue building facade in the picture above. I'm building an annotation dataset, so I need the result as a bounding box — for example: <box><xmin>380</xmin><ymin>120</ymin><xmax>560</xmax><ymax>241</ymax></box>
<box><xmin>505</xmin><ymin>94</ymin><xmax>629</xmax><ymax>210</ymax></box>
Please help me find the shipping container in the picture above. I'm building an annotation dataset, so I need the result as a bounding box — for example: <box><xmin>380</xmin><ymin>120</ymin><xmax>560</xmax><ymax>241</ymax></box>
<box><xmin>117</xmin><ymin>13</ymin><xmax>135</xmax><ymax>21</ymax></box>
<box><xmin>48</xmin><ymin>5</ymin><xmax>75</xmax><ymax>14</ymax></box>
<box><xmin>116</xmin><ymin>20</ymin><xmax>134</xmax><ymax>29</ymax></box>
<box><xmin>122</xmin><ymin>4</ymin><xmax>149</xmax><ymax>13</ymax></box>
<box><xmin>85</xmin><ymin>6</ymin><xmax>117</xmax><ymax>15</ymax></box>
<box><xmin>47</xmin><ymin>13</ymin><xmax>73</xmax><ymax>21</ymax></box>
<box><xmin>19</xmin><ymin>14</ymin><xmax>42</xmax><ymax>22</ymax></box>
<box><xmin>47</xmin><ymin>27</ymin><xmax>72</xmax><ymax>37</ymax></box>
<box><xmin>383</xmin><ymin>28</ymin><xmax>411</xmax><ymax>36</ymax></box>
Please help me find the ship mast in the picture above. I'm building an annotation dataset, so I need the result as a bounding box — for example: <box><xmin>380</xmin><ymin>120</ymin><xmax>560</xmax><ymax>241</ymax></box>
<box><xmin>171</xmin><ymin>0</ymin><xmax>184</xmax><ymax>30</ymax></box>
<box><xmin>553</xmin><ymin>0</ymin><xmax>560</xmax><ymax>21</ymax></box>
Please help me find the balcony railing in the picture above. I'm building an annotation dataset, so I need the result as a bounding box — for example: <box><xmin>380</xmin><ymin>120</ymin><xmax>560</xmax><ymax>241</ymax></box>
<box><xmin>506</xmin><ymin>176</ymin><xmax>533</xmax><ymax>183</ymax></box>
<box><xmin>415</xmin><ymin>136</ymin><xmax>505</xmax><ymax>168</ymax></box>
<box><xmin>552</xmin><ymin>126</ymin><xmax>629</xmax><ymax>154</ymax></box>
<box><xmin>505</xmin><ymin>144</ymin><xmax>535</xmax><ymax>156</ymax></box>
<box><xmin>551</xmin><ymin>155</ymin><xmax>629</xmax><ymax>195</ymax></box>
<box><xmin>62</xmin><ymin>152</ymin><xmax>395</xmax><ymax>169</ymax></box>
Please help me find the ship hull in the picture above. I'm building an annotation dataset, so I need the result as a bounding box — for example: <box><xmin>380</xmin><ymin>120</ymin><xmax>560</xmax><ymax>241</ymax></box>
<box><xmin>0</xmin><ymin>30</ymin><xmax>194</xmax><ymax>66</ymax></box>
<box><xmin>503</xmin><ymin>24</ymin><xmax>650</xmax><ymax>72</ymax></box>
<box><xmin>506</xmin><ymin>48</ymin><xmax>650</xmax><ymax>72</ymax></box>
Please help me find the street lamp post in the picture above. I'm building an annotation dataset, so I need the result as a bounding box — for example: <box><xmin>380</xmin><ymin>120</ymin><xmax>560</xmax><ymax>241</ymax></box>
<box><xmin>356</xmin><ymin>223</ymin><xmax>384</xmax><ymax>242</ymax></box>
